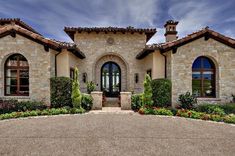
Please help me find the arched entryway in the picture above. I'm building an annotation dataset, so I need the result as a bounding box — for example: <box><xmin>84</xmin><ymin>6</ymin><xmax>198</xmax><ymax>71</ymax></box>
<box><xmin>101</xmin><ymin>61</ymin><xmax>121</xmax><ymax>97</ymax></box>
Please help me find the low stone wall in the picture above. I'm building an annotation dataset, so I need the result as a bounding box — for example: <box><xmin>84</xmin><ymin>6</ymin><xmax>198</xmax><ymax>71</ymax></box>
<box><xmin>91</xmin><ymin>91</ymin><xmax>103</xmax><ymax>110</ymax></box>
<box><xmin>120</xmin><ymin>92</ymin><xmax>132</xmax><ymax>110</ymax></box>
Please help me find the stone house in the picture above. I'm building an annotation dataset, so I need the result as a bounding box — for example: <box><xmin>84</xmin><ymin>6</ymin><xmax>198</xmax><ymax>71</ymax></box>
<box><xmin>0</xmin><ymin>18</ymin><xmax>234</xmax><ymax>107</ymax></box>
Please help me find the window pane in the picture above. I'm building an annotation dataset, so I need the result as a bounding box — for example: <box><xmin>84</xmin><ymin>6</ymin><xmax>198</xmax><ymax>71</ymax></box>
<box><xmin>6</xmin><ymin>57</ymin><xmax>17</xmax><ymax>66</ymax></box>
<box><xmin>19</xmin><ymin>87</ymin><xmax>29</xmax><ymax>95</ymax></box>
<box><xmin>203</xmin><ymin>71</ymin><xmax>214</xmax><ymax>80</ymax></box>
<box><xmin>192</xmin><ymin>71</ymin><xmax>201</xmax><ymax>79</ymax></box>
<box><xmin>6</xmin><ymin>78</ymin><xmax>17</xmax><ymax>85</ymax></box>
<box><xmin>6</xmin><ymin>86</ymin><xmax>17</xmax><ymax>95</ymax></box>
<box><xmin>6</xmin><ymin>69</ymin><xmax>17</xmax><ymax>77</ymax></box>
<box><xmin>192</xmin><ymin>58</ymin><xmax>201</xmax><ymax>69</ymax></box>
<box><xmin>20</xmin><ymin>70</ymin><xmax>29</xmax><ymax>77</ymax></box>
<box><xmin>20</xmin><ymin>78</ymin><xmax>29</xmax><ymax>85</ymax></box>
<box><xmin>18</xmin><ymin>55</ymin><xmax>28</xmax><ymax>66</ymax></box>
<box><xmin>203</xmin><ymin>58</ymin><xmax>214</xmax><ymax>69</ymax></box>
<box><xmin>192</xmin><ymin>78</ymin><xmax>201</xmax><ymax>97</ymax></box>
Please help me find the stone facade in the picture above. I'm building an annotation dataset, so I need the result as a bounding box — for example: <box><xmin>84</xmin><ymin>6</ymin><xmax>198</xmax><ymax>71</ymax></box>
<box><xmin>0</xmin><ymin>34</ymin><xmax>55</xmax><ymax>105</ymax></box>
<box><xmin>72</xmin><ymin>32</ymin><xmax>149</xmax><ymax>93</ymax></box>
<box><xmin>166</xmin><ymin>37</ymin><xmax>235</xmax><ymax>106</ymax></box>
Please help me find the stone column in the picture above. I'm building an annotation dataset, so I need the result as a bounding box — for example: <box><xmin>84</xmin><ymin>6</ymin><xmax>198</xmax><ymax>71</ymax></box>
<box><xmin>120</xmin><ymin>92</ymin><xmax>132</xmax><ymax>110</ymax></box>
<box><xmin>91</xmin><ymin>91</ymin><xmax>103</xmax><ymax>110</ymax></box>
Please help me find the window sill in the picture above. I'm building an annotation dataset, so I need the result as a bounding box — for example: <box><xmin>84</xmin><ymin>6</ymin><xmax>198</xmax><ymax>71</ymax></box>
<box><xmin>197</xmin><ymin>98</ymin><xmax>221</xmax><ymax>101</ymax></box>
<box><xmin>1</xmin><ymin>96</ymin><xmax>30</xmax><ymax>100</ymax></box>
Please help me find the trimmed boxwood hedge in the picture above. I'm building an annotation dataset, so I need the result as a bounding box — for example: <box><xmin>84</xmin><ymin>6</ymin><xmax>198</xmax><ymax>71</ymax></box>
<box><xmin>50</xmin><ymin>77</ymin><xmax>73</xmax><ymax>108</ymax></box>
<box><xmin>151</xmin><ymin>79</ymin><xmax>171</xmax><ymax>107</ymax></box>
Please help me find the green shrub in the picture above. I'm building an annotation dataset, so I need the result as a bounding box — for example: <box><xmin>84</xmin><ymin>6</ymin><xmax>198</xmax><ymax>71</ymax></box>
<box><xmin>142</xmin><ymin>74</ymin><xmax>153</xmax><ymax>107</ymax></box>
<box><xmin>178</xmin><ymin>92</ymin><xmax>197</xmax><ymax>109</ymax></box>
<box><xmin>153</xmin><ymin>108</ymin><xmax>173</xmax><ymax>116</ymax></box>
<box><xmin>143</xmin><ymin>107</ymin><xmax>154</xmax><ymax>115</ymax></box>
<box><xmin>72</xmin><ymin>68</ymin><xmax>82</xmax><ymax>108</ymax></box>
<box><xmin>50</xmin><ymin>77</ymin><xmax>72</xmax><ymax>108</ymax></box>
<box><xmin>70</xmin><ymin>108</ymin><xmax>85</xmax><ymax>114</ymax></box>
<box><xmin>151</xmin><ymin>79</ymin><xmax>171</xmax><ymax>107</ymax></box>
<box><xmin>81</xmin><ymin>94</ymin><xmax>93</xmax><ymax>111</ymax></box>
<box><xmin>131</xmin><ymin>94</ymin><xmax>142</xmax><ymax>111</ymax></box>
<box><xmin>86</xmin><ymin>81</ymin><xmax>96</xmax><ymax>94</ymax></box>
<box><xmin>210</xmin><ymin>115</ymin><xmax>223</xmax><ymax>122</ymax></box>
<box><xmin>15</xmin><ymin>101</ymin><xmax>46</xmax><ymax>112</ymax></box>
<box><xmin>219</xmin><ymin>104</ymin><xmax>235</xmax><ymax>114</ymax></box>
<box><xmin>223</xmin><ymin>114</ymin><xmax>235</xmax><ymax>124</ymax></box>
<box><xmin>0</xmin><ymin>98</ymin><xmax>18</xmax><ymax>114</ymax></box>
<box><xmin>196</xmin><ymin>104</ymin><xmax>225</xmax><ymax>116</ymax></box>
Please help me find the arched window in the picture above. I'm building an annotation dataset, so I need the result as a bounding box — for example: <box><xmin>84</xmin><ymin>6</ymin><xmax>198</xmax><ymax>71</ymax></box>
<box><xmin>5</xmin><ymin>54</ymin><xmax>29</xmax><ymax>96</ymax></box>
<box><xmin>192</xmin><ymin>56</ymin><xmax>215</xmax><ymax>97</ymax></box>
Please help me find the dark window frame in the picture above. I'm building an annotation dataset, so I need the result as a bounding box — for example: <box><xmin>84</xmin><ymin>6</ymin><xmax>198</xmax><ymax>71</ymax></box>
<box><xmin>4</xmin><ymin>54</ymin><xmax>29</xmax><ymax>96</ymax></box>
<box><xmin>192</xmin><ymin>56</ymin><xmax>216</xmax><ymax>98</ymax></box>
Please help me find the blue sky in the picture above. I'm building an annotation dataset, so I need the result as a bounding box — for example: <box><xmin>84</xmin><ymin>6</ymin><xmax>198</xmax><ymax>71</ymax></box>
<box><xmin>0</xmin><ymin>0</ymin><xmax>234</xmax><ymax>44</ymax></box>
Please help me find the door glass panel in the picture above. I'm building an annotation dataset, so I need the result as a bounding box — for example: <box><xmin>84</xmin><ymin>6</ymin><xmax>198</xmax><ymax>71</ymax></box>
<box><xmin>101</xmin><ymin>62</ymin><xmax>121</xmax><ymax>97</ymax></box>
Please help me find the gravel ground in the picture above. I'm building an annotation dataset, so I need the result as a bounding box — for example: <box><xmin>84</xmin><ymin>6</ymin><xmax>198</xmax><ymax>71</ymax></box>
<box><xmin>0</xmin><ymin>113</ymin><xmax>234</xmax><ymax>156</ymax></box>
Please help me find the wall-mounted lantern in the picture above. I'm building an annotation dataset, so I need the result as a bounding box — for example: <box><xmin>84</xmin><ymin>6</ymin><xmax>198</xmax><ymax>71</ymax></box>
<box><xmin>83</xmin><ymin>73</ymin><xmax>87</xmax><ymax>83</ymax></box>
<box><xmin>135</xmin><ymin>73</ymin><xmax>139</xmax><ymax>83</ymax></box>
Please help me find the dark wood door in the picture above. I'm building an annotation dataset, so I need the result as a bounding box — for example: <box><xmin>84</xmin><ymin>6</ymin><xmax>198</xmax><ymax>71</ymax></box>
<box><xmin>101</xmin><ymin>62</ymin><xmax>121</xmax><ymax>97</ymax></box>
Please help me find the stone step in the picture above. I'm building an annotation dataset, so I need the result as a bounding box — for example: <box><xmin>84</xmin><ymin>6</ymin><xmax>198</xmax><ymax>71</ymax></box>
<box><xmin>89</xmin><ymin>107</ymin><xmax>134</xmax><ymax>114</ymax></box>
<box><xmin>103</xmin><ymin>97</ymin><xmax>120</xmax><ymax>107</ymax></box>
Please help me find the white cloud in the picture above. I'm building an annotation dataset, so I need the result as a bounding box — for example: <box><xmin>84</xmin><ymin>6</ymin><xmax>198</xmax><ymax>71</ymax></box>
<box><xmin>168</xmin><ymin>0</ymin><xmax>230</xmax><ymax>39</ymax></box>
<box><xmin>0</xmin><ymin>0</ymin><xmax>160</xmax><ymax>41</ymax></box>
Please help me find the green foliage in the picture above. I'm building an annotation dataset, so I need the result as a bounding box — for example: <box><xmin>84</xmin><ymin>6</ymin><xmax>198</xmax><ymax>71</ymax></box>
<box><xmin>219</xmin><ymin>104</ymin><xmax>235</xmax><ymax>114</ymax></box>
<box><xmin>142</xmin><ymin>74</ymin><xmax>153</xmax><ymax>107</ymax></box>
<box><xmin>143</xmin><ymin>107</ymin><xmax>155</xmax><ymax>115</ymax></box>
<box><xmin>15</xmin><ymin>101</ymin><xmax>46</xmax><ymax>112</ymax></box>
<box><xmin>151</xmin><ymin>79</ymin><xmax>171</xmax><ymax>107</ymax></box>
<box><xmin>153</xmin><ymin>108</ymin><xmax>173</xmax><ymax>116</ymax></box>
<box><xmin>210</xmin><ymin>115</ymin><xmax>223</xmax><ymax>122</ymax></box>
<box><xmin>50</xmin><ymin>77</ymin><xmax>72</xmax><ymax>108</ymax></box>
<box><xmin>86</xmin><ymin>81</ymin><xmax>96</xmax><ymax>94</ymax></box>
<box><xmin>0</xmin><ymin>107</ymin><xmax>86</xmax><ymax>120</ymax></box>
<box><xmin>0</xmin><ymin>98</ymin><xmax>46</xmax><ymax>114</ymax></box>
<box><xmin>223</xmin><ymin>114</ymin><xmax>235</xmax><ymax>124</ymax></box>
<box><xmin>178</xmin><ymin>92</ymin><xmax>197</xmax><ymax>109</ymax></box>
<box><xmin>131</xmin><ymin>94</ymin><xmax>143</xmax><ymax>111</ymax></box>
<box><xmin>71</xmin><ymin>67</ymin><xmax>82</xmax><ymax>108</ymax></box>
<box><xmin>81</xmin><ymin>94</ymin><xmax>93</xmax><ymax>110</ymax></box>
<box><xmin>196</xmin><ymin>104</ymin><xmax>226</xmax><ymax>116</ymax></box>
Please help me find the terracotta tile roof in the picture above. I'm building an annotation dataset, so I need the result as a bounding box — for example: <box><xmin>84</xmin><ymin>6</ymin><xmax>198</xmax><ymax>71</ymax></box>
<box><xmin>0</xmin><ymin>19</ymin><xmax>85</xmax><ymax>59</ymax></box>
<box><xmin>64</xmin><ymin>26</ymin><xmax>156</xmax><ymax>42</ymax></box>
<box><xmin>136</xmin><ymin>27</ymin><xmax>235</xmax><ymax>59</ymax></box>
<box><xmin>0</xmin><ymin>18</ymin><xmax>41</xmax><ymax>35</ymax></box>
<box><xmin>160</xmin><ymin>27</ymin><xmax>235</xmax><ymax>52</ymax></box>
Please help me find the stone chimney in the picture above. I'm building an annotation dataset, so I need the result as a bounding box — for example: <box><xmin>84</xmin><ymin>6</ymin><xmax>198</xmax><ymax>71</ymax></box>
<box><xmin>164</xmin><ymin>20</ymin><xmax>179</xmax><ymax>42</ymax></box>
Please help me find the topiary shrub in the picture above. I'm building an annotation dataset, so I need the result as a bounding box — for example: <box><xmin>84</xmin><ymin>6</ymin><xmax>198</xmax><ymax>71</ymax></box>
<box><xmin>71</xmin><ymin>67</ymin><xmax>82</xmax><ymax>109</ymax></box>
<box><xmin>131</xmin><ymin>94</ymin><xmax>142</xmax><ymax>111</ymax></box>
<box><xmin>142</xmin><ymin>74</ymin><xmax>153</xmax><ymax>107</ymax></box>
<box><xmin>178</xmin><ymin>91</ymin><xmax>197</xmax><ymax>109</ymax></box>
<box><xmin>81</xmin><ymin>93</ymin><xmax>93</xmax><ymax>111</ymax></box>
<box><xmin>50</xmin><ymin>77</ymin><xmax>72</xmax><ymax>108</ymax></box>
<box><xmin>151</xmin><ymin>79</ymin><xmax>171</xmax><ymax>107</ymax></box>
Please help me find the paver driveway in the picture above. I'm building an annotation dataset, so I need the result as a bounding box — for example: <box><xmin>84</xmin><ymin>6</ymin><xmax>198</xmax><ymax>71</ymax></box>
<box><xmin>0</xmin><ymin>113</ymin><xmax>234</xmax><ymax>156</ymax></box>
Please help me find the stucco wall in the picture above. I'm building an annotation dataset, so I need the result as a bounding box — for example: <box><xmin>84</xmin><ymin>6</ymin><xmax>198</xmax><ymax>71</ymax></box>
<box><xmin>152</xmin><ymin>51</ymin><xmax>165</xmax><ymax>79</ymax></box>
<box><xmin>168</xmin><ymin>37</ymin><xmax>235</xmax><ymax>106</ymax></box>
<box><xmin>74</xmin><ymin>31</ymin><xmax>147</xmax><ymax>93</ymax></box>
<box><xmin>0</xmin><ymin>34</ymin><xmax>55</xmax><ymax>105</ymax></box>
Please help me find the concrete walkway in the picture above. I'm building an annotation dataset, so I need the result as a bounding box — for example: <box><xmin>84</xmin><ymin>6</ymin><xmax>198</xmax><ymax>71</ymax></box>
<box><xmin>0</xmin><ymin>113</ymin><xmax>234</xmax><ymax>156</ymax></box>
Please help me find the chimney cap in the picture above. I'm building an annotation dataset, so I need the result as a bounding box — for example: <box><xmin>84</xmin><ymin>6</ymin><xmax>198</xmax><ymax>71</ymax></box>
<box><xmin>164</xmin><ymin>20</ymin><xmax>179</xmax><ymax>27</ymax></box>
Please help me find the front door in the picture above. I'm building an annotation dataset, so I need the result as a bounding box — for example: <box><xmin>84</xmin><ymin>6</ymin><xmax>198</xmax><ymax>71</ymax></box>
<box><xmin>101</xmin><ymin>62</ymin><xmax>121</xmax><ymax>97</ymax></box>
